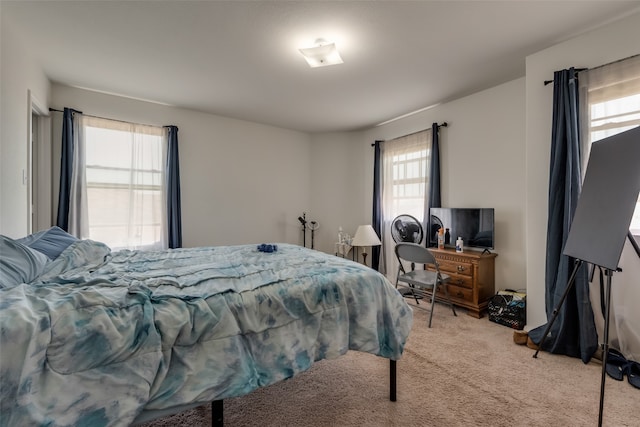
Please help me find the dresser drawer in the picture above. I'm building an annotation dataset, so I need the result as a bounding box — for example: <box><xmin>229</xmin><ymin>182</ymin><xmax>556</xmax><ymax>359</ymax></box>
<box><xmin>436</xmin><ymin>283</ymin><xmax>473</xmax><ymax>303</ymax></box>
<box><xmin>426</xmin><ymin>265</ymin><xmax>473</xmax><ymax>288</ymax></box>
<box><xmin>445</xmin><ymin>273</ymin><xmax>473</xmax><ymax>289</ymax></box>
<box><xmin>435</xmin><ymin>259</ymin><xmax>473</xmax><ymax>277</ymax></box>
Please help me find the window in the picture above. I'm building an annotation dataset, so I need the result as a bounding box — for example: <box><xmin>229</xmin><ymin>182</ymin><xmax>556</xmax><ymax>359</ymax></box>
<box><xmin>389</xmin><ymin>148</ymin><xmax>429</xmax><ymax>220</ymax></box>
<box><xmin>379</xmin><ymin>129</ymin><xmax>432</xmax><ymax>277</ymax></box>
<box><xmin>580</xmin><ymin>55</ymin><xmax>640</xmax><ymax>236</ymax></box>
<box><xmin>382</xmin><ymin>131</ymin><xmax>431</xmax><ymax>222</ymax></box>
<box><xmin>81</xmin><ymin>116</ymin><xmax>167</xmax><ymax>250</ymax></box>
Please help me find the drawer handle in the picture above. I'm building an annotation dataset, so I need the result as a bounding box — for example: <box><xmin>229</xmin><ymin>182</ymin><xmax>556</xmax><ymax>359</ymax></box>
<box><xmin>456</xmin><ymin>279</ymin><xmax>465</xmax><ymax>285</ymax></box>
<box><xmin>456</xmin><ymin>291</ymin><xmax>464</xmax><ymax>298</ymax></box>
<box><xmin>457</xmin><ymin>265</ymin><xmax>466</xmax><ymax>272</ymax></box>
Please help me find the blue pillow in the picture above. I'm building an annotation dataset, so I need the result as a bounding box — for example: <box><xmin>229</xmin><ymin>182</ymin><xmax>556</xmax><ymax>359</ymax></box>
<box><xmin>19</xmin><ymin>226</ymin><xmax>78</xmax><ymax>260</ymax></box>
<box><xmin>0</xmin><ymin>235</ymin><xmax>50</xmax><ymax>289</ymax></box>
<box><xmin>15</xmin><ymin>229</ymin><xmax>48</xmax><ymax>247</ymax></box>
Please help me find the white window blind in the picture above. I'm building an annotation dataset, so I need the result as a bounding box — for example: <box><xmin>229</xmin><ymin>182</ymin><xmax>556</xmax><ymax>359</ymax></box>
<box><xmin>382</xmin><ymin>130</ymin><xmax>431</xmax><ymax>222</ymax></box>
<box><xmin>81</xmin><ymin>116</ymin><xmax>167</xmax><ymax>250</ymax></box>
<box><xmin>580</xmin><ymin>55</ymin><xmax>640</xmax><ymax>236</ymax></box>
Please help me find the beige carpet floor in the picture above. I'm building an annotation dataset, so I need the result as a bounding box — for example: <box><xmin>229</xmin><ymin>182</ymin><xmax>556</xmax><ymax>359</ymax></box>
<box><xmin>142</xmin><ymin>302</ymin><xmax>638</xmax><ymax>427</ymax></box>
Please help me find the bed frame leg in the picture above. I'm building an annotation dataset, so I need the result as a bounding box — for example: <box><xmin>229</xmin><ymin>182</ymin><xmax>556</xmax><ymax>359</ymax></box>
<box><xmin>212</xmin><ymin>400</ymin><xmax>223</xmax><ymax>427</ymax></box>
<box><xmin>390</xmin><ymin>360</ymin><xmax>397</xmax><ymax>402</ymax></box>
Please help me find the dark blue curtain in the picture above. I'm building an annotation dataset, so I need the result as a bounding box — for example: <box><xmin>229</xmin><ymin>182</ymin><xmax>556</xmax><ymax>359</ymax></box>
<box><xmin>56</xmin><ymin>108</ymin><xmax>77</xmax><ymax>231</ymax></box>
<box><xmin>372</xmin><ymin>140</ymin><xmax>382</xmax><ymax>270</ymax></box>
<box><xmin>427</xmin><ymin>122</ymin><xmax>442</xmax><ymax>246</ymax></box>
<box><xmin>166</xmin><ymin>126</ymin><xmax>182</xmax><ymax>249</ymax></box>
<box><xmin>528</xmin><ymin>68</ymin><xmax>597</xmax><ymax>363</ymax></box>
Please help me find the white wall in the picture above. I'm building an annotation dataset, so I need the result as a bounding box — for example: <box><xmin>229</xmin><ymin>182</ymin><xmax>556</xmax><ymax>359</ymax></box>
<box><xmin>0</xmin><ymin>18</ymin><xmax>50</xmax><ymax>237</ymax></box>
<box><xmin>309</xmin><ymin>131</ymin><xmax>367</xmax><ymax>255</ymax></box>
<box><xmin>609</xmin><ymin>238</ymin><xmax>640</xmax><ymax>360</ymax></box>
<box><xmin>310</xmin><ymin>78</ymin><xmax>527</xmax><ymax>294</ymax></box>
<box><xmin>50</xmin><ymin>84</ymin><xmax>312</xmax><ymax>248</ymax></box>
<box><xmin>524</xmin><ymin>11</ymin><xmax>640</xmax><ymax>330</ymax></box>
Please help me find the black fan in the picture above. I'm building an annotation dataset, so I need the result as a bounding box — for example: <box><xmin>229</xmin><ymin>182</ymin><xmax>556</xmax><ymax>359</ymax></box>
<box><xmin>390</xmin><ymin>215</ymin><xmax>424</xmax><ymax>244</ymax></box>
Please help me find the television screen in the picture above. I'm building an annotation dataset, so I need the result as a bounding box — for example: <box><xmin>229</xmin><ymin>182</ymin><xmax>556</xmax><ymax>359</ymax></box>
<box><xmin>429</xmin><ymin>208</ymin><xmax>495</xmax><ymax>250</ymax></box>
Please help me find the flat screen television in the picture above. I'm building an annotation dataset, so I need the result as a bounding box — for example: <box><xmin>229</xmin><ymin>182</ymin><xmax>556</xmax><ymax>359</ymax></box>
<box><xmin>429</xmin><ymin>208</ymin><xmax>495</xmax><ymax>251</ymax></box>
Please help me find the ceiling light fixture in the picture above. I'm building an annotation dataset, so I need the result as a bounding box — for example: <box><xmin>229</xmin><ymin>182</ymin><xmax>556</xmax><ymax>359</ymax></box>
<box><xmin>299</xmin><ymin>38</ymin><xmax>343</xmax><ymax>68</ymax></box>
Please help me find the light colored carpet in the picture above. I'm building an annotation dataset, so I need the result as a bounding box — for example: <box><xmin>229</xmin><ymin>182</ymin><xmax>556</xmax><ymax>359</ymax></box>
<box><xmin>142</xmin><ymin>302</ymin><xmax>638</xmax><ymax>426</ymax></box>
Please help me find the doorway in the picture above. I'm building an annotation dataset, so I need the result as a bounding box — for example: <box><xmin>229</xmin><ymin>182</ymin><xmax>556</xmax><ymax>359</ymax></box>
<box><xmin>28</xmin><ymin>90</ymin><xmax>52</xmax><ymax>233</ymax></box>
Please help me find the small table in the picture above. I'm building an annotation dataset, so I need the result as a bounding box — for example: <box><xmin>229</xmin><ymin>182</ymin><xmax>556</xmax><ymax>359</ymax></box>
<box><xmin>335</xmin><ymin>242</ymin><xmax>353</xmax><ymax>260</ymax></box>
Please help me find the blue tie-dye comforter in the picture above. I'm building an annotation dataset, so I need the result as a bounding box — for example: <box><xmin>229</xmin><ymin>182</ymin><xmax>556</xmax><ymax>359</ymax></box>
<box><xmin>0</xmin><ymin>241</ymin><xmax>413</xmax><ymax>426</ymax></box>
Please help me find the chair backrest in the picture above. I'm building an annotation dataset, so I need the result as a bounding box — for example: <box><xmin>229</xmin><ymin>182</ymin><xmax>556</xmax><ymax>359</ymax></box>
<box><xmin>394</xmin><ymin>242</ymin><xmax>438</xmax><ymax>267</ymax></box>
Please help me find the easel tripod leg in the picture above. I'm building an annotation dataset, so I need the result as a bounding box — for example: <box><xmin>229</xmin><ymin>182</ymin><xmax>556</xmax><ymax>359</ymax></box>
<box><xmin>533</xmin><ymin>259</ymin><xmax>583</xmax><ymax>358</ymax></box>
<box><xmin>598</xmin><ymin>269</ymin><xmax>613</xmax><ymax>427</ymax></box>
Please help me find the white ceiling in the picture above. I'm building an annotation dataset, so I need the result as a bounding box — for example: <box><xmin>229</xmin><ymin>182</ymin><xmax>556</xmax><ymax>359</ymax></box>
<box><xmin>3</xmin><ymin>1</ymin><xmax>640</xmax><ymax>133</ymax></box>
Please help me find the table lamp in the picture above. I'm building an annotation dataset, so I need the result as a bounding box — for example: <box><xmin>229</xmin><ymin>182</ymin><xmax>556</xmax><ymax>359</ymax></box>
<box><xmin>351</xmin><ymin>224</ymin><xmax>382</xmax><ymax>266</ymax></box>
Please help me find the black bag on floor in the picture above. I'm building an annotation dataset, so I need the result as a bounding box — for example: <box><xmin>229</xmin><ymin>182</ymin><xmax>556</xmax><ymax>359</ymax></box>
<box><xmin>488</xmin><ymin>290</ymin><xmax>526</xmax><ymax>330</ymax></box>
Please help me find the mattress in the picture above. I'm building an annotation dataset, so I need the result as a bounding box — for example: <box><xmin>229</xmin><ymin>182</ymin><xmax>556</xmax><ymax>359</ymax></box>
<box><xmin>0</xmin><ymin>240</ymin><xmax>413</xmax><ymax>427</ymax></box>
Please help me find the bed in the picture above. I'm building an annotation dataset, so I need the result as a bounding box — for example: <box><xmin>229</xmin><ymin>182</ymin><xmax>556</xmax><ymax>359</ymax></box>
<box><xmin>0</xmin><ymin>227</ymin><xmax>413</xmax><ymax>427</ymax></box>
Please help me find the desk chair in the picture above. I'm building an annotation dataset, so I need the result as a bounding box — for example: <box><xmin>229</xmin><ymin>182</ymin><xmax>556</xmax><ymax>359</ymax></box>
<box><xmin>394</xmin><ymin>242</ymin><xmax>457</xmax><ymax>327</ymax></box>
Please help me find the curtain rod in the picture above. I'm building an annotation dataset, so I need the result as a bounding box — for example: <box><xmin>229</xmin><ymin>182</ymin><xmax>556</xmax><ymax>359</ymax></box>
<box><xmin>543</xmin><ymin>54</ymin><xmax>640</xmax><ymax>85</ymax></box>
<box><xmin>543</xmin><ymin>68</ymin><xmax>587</xmax><ymax>86</ymax></box>
<box><xmin>370</xmin><ymin>122</ymin><xmax>448</xmax><ymax>146</ymax></box>
<box><xmin>48</xmin><ymin>107</ymin><xmax>173</xmax><ymax>129</ymax></box>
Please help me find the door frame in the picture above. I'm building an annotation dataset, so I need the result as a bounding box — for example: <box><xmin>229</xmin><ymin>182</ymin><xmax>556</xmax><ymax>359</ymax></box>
<box><xmin>27</xmin><ymin>89</ymin><xmax>52</xmax><ymax>232</ymax></box>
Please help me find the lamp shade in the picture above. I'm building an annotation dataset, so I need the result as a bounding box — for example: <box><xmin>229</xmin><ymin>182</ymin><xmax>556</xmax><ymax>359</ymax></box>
<box><xmin>351</xmin><ymin>225</ymin><xmax>382</xmax><ymax>247</ymax></box>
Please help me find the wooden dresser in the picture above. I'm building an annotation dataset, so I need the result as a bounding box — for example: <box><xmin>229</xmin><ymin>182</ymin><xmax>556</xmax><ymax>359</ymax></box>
<box><xmin>426</xmin><ymin>248</ymin><xmax>497</xmax><ymax>318</ymax></box>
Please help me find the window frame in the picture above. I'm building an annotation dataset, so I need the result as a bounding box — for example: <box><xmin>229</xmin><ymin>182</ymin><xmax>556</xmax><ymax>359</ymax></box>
<box><xmin>81</xmin><ymin>116</ymin><xmax>168</xmax><ymax>250</ymax></box>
